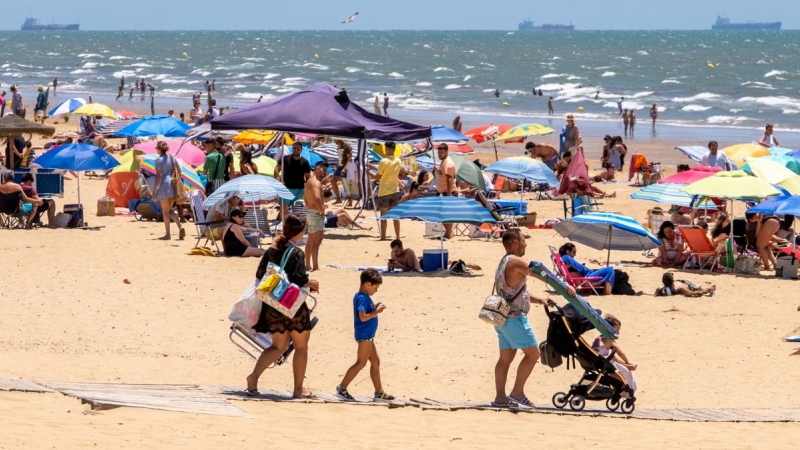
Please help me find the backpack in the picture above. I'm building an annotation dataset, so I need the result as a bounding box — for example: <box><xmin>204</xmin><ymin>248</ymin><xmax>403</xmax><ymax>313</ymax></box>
<box><xmin>448</xmin><ymin>259</ymin><xmax>468</xmax><ymax>275</ymax></box>
<box><xmin>539</xmin><ymin>341</ymin><xmax>563</xmax><ymax>370</ymax></box>
<box><xmin>611</xmin><ymin>269</ymin><xmax>636</xmax><ymax>295</ymax></box>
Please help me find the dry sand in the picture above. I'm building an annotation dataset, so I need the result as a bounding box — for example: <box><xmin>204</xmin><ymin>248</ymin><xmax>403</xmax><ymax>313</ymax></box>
<box><xmin>1</xmin><ymin>118</ymin><xmax>799</xmax><ymax>449</ymax></box>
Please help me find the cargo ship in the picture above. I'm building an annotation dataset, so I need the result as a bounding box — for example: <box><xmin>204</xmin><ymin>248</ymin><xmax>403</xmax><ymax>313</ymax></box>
<box><xmin>711</xmin><ymin>16</ymin><xmax>781</xmax><ymax>30</ymax></box>
<box><xmin>21</xmin><ymin>18</ymin><xmax>80</xmax><ymax>31</ymax></box>
<box><xmin>518</xmin><ymin>19</ymin><xmax>574</xmax><ymax>31</ymax></box>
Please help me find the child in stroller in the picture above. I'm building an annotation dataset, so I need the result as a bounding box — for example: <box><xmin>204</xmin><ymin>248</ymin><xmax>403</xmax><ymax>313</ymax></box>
<box><xmin>544</xmin><ymin>302</ymin><xmax>637</xmax><ymax>414</ymax></box>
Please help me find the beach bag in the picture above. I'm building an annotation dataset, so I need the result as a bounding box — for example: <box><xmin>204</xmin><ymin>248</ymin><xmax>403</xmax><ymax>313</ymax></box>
<box><xmin>170</xmin><ymin>155</ymin><xmax>188</xmax><ymax>204</ymax></box>
<box><xmin>611</xmin><ymin>269</ymin><xmax>636</xmax><ymax>295</ymax></box>
<box><xmin>734</xmin><ymin>255</ymin><xmax>762</xmax><ymax>275</ymax></box>
<box><xmin>228</xmin><ymin>280</ymin><xmax>263</xmax><ymax>329</ymax></box>
<box><xmin>478</xmin><ymin>256</ymin><xmax>520</xmax><ymax>327</ymax></box>
<box><xmin>256</xmin><ymin>247</ymin><xmax>308</xmax><ymax>318</ymax></box>
<box><xmin>539</xmin><ymin>341</ymin><xmax>563</xmax><ymax>370</ymax></box>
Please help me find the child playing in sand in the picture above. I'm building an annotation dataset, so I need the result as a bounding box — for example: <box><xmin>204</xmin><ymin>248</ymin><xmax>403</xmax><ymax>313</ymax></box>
<box><xmin>655</xmin><ymin>272</ymin><xmax>716</xmax><ymax>297</ymax></box>
<box><xmin>592</xmin><ymin>315</ymin><xmax>637</xmax><ymax>394</ymax></box>
<box><xmin>335</xmin><ymin>268</ymin><xmax>395</xmax><ymax>401</ymax></box>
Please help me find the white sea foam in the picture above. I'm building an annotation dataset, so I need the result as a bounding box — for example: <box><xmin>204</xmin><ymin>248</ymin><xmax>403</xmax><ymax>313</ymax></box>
<box><xmin>783</xmin><ymin>109</ymin><xmax>800</xmax><ymax>115</ymax></box>
<box><xmin>552</xmin><ymin>56</ymin><xmax>561</xmax><ymax>60</ymax></box>
<box><xmin>637</xmin><ymin>51</ymin><xmax>649</xmax><ymax>55</ymax></box>
<box><xmin>482</xmin><ymin>89</ymin><xmax>495</xmax><ymax>93</ymax></box>
<box><xmin>70</xmin><ymin>69</ymin><xmax>95</xmax><ymax>74</ymax></box>
<box><xmin>232</xmin><ymin>84</ymin><xmax>247</xmax><ymax>89</ymax></box>
<box><xmin>737</xmin><ymin>95</ymin><xmax>797</xmax><ymax>108</ymax></box>
<box><xmin>303</xmin><ymin>63</ymin><xmax>328</xmax><ymax>70</ymax></box>
<box><xmin>82</xmin><ymin>62</ymin><xmax>98</xmax><ymax>69</ymax></box>
<box><xmin>130</xmin><ymin>63</ymin><xmax>152</xmax><ymax>68</ymax></box>
<box><xmin>444</xmin><ymin>84</ymin><xmax>462</xmax><ymax>90</ymax></box>
<box><xmin>389</xmin><ymin>72</ymin><xmax>404</xmax><ymax>78</ymax></box>
<box><xmin>109</xmin><ymin>56</ymin><xmax>131</xmax><ymax>60</ymax></box>
<box><xmin>707</xmin><ymin>115</ymin><xmax>753</xmax><ymax>124</ymax></box>
<box><xmin>631</xmin><ymin>91</ymin><xmax>654</xmax><ymax>98</ymax></box>
<box><xmin>78</xmin><ymin>53</ymin><xmax>103</xmax><ymax>58</ymax></box>
<box><xmin>345</xmin><ymin>67</ymin><xmax>361</xmax><ymax>73</ymax></box>
<box><xmin>416</xmin><ymin>82</ymin><xmax>433</xmax><ymax>87</ymax></box>
<box><xmin>329</xmin><ymin>48</ymin><xmax>343</xmax><ymax>52</ymax></box>
<box><xmin>263</xmin><ymin>73</ymin><xmax>280</xmax><ymax>80</ymax></box>
<box><xmin>764</xmin><ymin>70</ymin><xmax>787</xmax><ymax>78</ymax></box>
<box><xmin>434</xmin><ymin>67</ymin><xmax>454</xmax><ymax>72</ymax></box>
<box><xmin>567</xmin><ymin>76</ymin><xmax>584</xmax><ymax>80</ymax></box>
<box><xmin>741</xmin><ymin>81</ymin><xmax>774</xmax><ymax>89</ymax></box>
<box><xmin>540</xmin><ymin>73</ymin><xmax>569</xmax><ymax>79</ymax></box>
<box><xmin>463</xmin><ymin>75</ymin><xmax>472</xmax><ymax>81</ymax></box>
<box><xmin>662</xmin><ymin>79</ymin><xmax>681</xmax><ymax>84</ymax></box>
<box><xmin>682</xmin><ymin>105</ymin><xmax>712</xmax><ymax>112</ymax></box>
<box><xmin>159</xmin><ymin>88</ymin><xmax>195</xmax><ymax>96</ymax></box>
<box><xmin>502</xmin><ymin>90</ymin><xmax>527</xmax><ymax>95</ymax></box>
<box><xmin>671</xmin><ymin>93</ymin><xmax>723</xmax><ymax>102</ymax></box>
<box><xmin>601</xmin><ymin>71</ymin><xmax>616</xmax><ymax>77</ymax></box>
<box><xmin>480</xmin><ymin>62</ymin><xmax>495</xmax><ymax>67</ymax></box>
<box><xmin>618</xmin><ymin>56</ymin><xmax>632</xmax><ymax>62</ymax></box>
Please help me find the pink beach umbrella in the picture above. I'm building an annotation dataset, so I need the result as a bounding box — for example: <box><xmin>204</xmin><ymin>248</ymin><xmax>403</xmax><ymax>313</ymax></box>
<box><xmin>657</xmin><ymin>166</ymin><xmax>722</xmax><ymax>185</ymax></box>
<box><xmin>133</xmin><ymin>139</ymin><xmax>206</xmax><ymax>167</ymax></box>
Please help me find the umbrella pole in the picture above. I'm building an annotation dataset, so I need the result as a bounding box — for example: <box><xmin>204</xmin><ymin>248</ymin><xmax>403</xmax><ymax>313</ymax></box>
<box><xmin>249</xmin><ymin>192</ymin><xmax>261</xmax><ymax>248</ymax></box>
<box><xmin>607</xmin><ymin>224</ymin><xmax>612</xmax><ymax>266</ymax></box>
<box><xmin>493</xmin><ymin>140</ymin><xmax>499</xmax><ymax>161</ymax></box>
<box><xmin>441</xmin><ymin>227</ymin><xmax>445</xmax><ymax>270</ymax></box>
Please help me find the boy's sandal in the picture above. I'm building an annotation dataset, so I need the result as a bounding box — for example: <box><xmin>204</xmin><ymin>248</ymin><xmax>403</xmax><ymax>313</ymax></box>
<box><xmin>374</xmin><ymin>391</ymin><xmax>396</xmax><ymax>401</ymax></box>
<box><xmin>335</xmin><ymin>385</ymin><xmax>354</xmax><ymax>400</ymax></box>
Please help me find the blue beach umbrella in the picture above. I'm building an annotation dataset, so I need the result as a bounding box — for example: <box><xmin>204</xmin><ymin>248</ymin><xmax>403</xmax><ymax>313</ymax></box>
<box><xmin>748</xmin><ymin>194</ymin><xmax>800</xmax><ymax>217</ymax></box>
<box><xmin>203</xmin><ymin>174</ymin><xmax>294</xmax><ymax>209</ymax></box>
<box><xmin>484</xmin><ymin>156</ymin><xmax>559</xmax><ymax>186</ymax></box>
<box><xmin>741</xmin><ymin>154</ymin><xmax>800</xmax><ymax>175</ymax></box>
<box><xmin>48</xmin><ymin>97</ymin><xmax>86</xmax><ymax>116</ymax></box>
<box><xmin>631</xmin><ymin>183</ymin><xmax>718</xmax><ymax>210</ymax></box>
<box><xmin>33</xmin><ymin>143</ymin><xmax>119</xmax><ymax>205</ymax></box>
<box><xmin>430</xmin><ymin>125</ymin><xmax>469</xmax><ymax>143</ymax></box>
<box><xmin>768</xmin><ymin>147</ymin><xmax>794</xmax><ymax>157</ymax></box>
<box><xmin>553</xmin><ymin>212</ymin><xmax>661</xmax><ymax>264</ymax></box>
<box><xmin>382</xmin><ymin>196</ymin><xmax>497</xmax><ymax>267</ymax></box>
<box><xmin>116</xmin><ymin>114</ymin><xmax>190</xmax><ymax>138</ymax></box>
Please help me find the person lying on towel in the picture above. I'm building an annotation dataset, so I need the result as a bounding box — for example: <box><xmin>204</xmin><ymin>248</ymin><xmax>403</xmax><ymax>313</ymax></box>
<box><xmin>558</xmin><ymin>242</ymin><xmax>615</xmax><ymax>295</ymax></box>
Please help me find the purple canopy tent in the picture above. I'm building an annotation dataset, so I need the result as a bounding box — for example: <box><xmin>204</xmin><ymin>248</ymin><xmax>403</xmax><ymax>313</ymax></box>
<box><xmin>210</xmin><ymin>83</ymin><xmax>431</xmax><ymax>218</ymax></box>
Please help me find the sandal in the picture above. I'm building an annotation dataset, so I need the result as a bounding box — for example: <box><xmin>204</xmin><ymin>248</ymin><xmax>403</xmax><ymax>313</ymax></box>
<box><xmin>374</xmin><ymin>391</ymin><xmax>395</xmax><ymax>401</ymax></box>
<box><xmin>335</xmin><ymin>385</ymin><xmax>354</xmax><ymax>400</ymax></box>
<box><xmin>490</xmin><ymin>401</ymin><xmax>510</xmax><ymax>408</ymax></box>
<box><xmin>508</xmin><ymin>395</ymin><xmax>534</xmax><ymax>408</ymax></box>
<box><xmin>243</xmin><ymin>388</ymin><xmax>260</xmax><ymax>397</ymax></box>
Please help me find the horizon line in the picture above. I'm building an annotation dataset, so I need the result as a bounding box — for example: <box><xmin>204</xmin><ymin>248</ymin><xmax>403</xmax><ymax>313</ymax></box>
<box><xmin>2</xmin><ymin>28</ymin><xmax>796</xmax><ymax>32</ymax></box>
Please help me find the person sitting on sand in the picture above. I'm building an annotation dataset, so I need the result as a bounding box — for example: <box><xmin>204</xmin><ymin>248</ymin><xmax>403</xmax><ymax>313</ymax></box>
<box><xmin>593</xmin><ymin>162</ymin><xmax>616</xmax><ymax>183</ymax></box>
<box><xmin>711</xmin><ymin>214</ymin><xmax>731</xmax><ymax>251</ymax></box>
<box><xmin>669</xmin><ymin>206</ymin><xmax>693</xmax><ymax>226</ymax></box>
<box><xmin>591</xmin><ymin>315</ymin><xmax>637</xmax><ymax>394</ymax></box>
<box><xmin>387</xmin><ymin>239</ymin><xmax>481</xmax><ymax>272</ymax></box>
<box><xmin>655</xmin><ymin>272</ymin><xmax>716</xmax><ymax>297</ymax></box>
<box><xmin>399</xmin><ymin>181</ymin><xmax>421</xmax><ymax>204</ymax></box>
<box><xmin>653</xmin><ymin>221</ymin><xmax>690</xmax><ymax>268</ymax></box>
<box><xmin>221</xmin><ymin>209</ymin><xmax>265</xmax><ymax>258</ymax></box>
<box><xmin>559</xmin><ymin>243</ymin><xmax>615</xmax><ymax>295</ymax></box>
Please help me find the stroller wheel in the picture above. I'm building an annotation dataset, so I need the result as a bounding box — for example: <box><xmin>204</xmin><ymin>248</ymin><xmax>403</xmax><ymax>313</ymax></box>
<box><xmin>552</xmin><ymin>392</ymin><xmax>569</xmax><ymax>409</ymax></box>
<box><xmin>569</xmin><ymin>395</ymin><xmax>586</xmax><ymax>412</ymax></box>
<box><xmin>620</xmin><ymin>398</ymin><xmax>635</xmax><ymax>414</ymax></box>
<box><xmin>606</xmin><ymin>397</ymin><xmax>620</xmax><ymax>411</ymax></box>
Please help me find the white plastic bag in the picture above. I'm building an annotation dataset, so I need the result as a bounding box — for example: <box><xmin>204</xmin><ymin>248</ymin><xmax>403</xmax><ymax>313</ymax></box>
<box><xmin>228</xmin><ymin>280</ymin><xmax>263</xmax><ymax>329</ymax></box>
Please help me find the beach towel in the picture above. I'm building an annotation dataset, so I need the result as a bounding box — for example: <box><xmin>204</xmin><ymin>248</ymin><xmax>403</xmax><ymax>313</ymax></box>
<box><xmin>325</xmin><ymin>265</ymin><xmax>405</xmax><ymax>274</ymax></box>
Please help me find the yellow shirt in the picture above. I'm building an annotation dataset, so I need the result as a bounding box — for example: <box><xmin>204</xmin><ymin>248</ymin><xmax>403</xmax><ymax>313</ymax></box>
<box><xmin>438</xmin><ymin>157</ymin><xmax>457</xmax><ymax>193</ymax></box>
<box><xmin>377</xmin><ymin>156</ymin><xmax>401</xmax><ymax>197</ymax></box>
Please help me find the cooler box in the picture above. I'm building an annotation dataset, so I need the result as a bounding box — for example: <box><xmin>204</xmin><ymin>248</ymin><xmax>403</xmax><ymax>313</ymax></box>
<box><xmin>776</xmin><ymin>255</ymin><xmax>798</xmax><ymax>279</ymax></box>
<box><xmin>63</xmin><ymin>204</ymin><xmax>84</xmax><ymax>228</ymax></box>
<box><xmin>244</xmin><ymin>231</ymin><xmax>260</xmax><ymax>248</ymax></box>
<box><xmin>422</xmin><ymin>249</ymin><xmax>449</xmax><ymax>272</ymax></box>
<box><xmin>489</xmin><ymin>200</ymin><xmax>527</xmax><ymax>216</ymax></box>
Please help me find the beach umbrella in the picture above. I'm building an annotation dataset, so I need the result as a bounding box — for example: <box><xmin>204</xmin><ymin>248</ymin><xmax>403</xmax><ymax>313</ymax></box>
<box><xmin>269</xmin><ymin>147</ymin><xmax>324</xmax><ymax>168</ymax></box>
<box><xmin>116</xmin><ymin>115</ymin><xmax>190</xmax><ymax>138</ymax></box>
<box><xmin>233</xmin><ymin>129</ymin><xmax>290</xmax><ymax>145</ymax></box>
<box><xmin>631</xmin><ymin>183</ymin><xmax>718</xmax><ymax>210</ymax></box>
<box><xmin>381</xmin><ymin>196</ymin><xmax>497</xmax><ymax>267</ymax></box>
<box><xmin>741</xmin><ymin>156</ymin><xmax>798</xmax><ymax>184</ymax></box>
<box><xmin>233</xmin><ymin>154</ymin><xmax>277</xmax><ymax>177</ymax></box>
<box><xmin>133</xmin><ymin>139</ymin><xmax>206</xmax><ymax>168</ymax></box>
<box><xmin>430</xmin><ymin>125</ymin><xmax>469</xmax><ymax>142</ymax></box>
<box><xmin>784</xmin><ymin>150</ymin><xmax>800</xmax><ymax>164</ymax></box>
<box><xmin>33</xmin><ymin>143</ymin><xmax>119</xmax><ymax>205</ymax></box>
<box><xmin>658</xmin><ymin>166</ymin><xmax>721</xmax><ymax>185</ymax></box>
<box><xmin>202</xmin><ymin>174</ymin><xmax>294</xmax><ymax>209</ymax></box>
<box><xmin>747</xmin><ymin>193</ymin><xmax>800</xmax><ymax>216</ymax></box>
<box><xmin>111</xmin><ymin>149</ymin><xmax>144</xmax><ymax>174</ymax></box>
<box><xmin>48</xmin><ymin>97</ymin><xmax>86</xmax><ymax>116</ymax></box>
<box><xmin>436</xmin><ymin>142</ymin><xmax>474</xmax><ymax>154</ymax></box>
<box><xmin>673</xmin><ymin>146</ymin><xmax>707</xmax><ymax>163</ymax></box>
<box><xmin>72</xmin><ymin>103</ymin><xmax>117</xmax><ymax>119</ymax></box>
<box><xmin>768</xmin><ymin>147</ymin><xmax>794</xmax><ymax>157</ymax></box>
<box><xmin>424</xmin><ymin>150</ymin><xmax>485</xmax><ymax>190</ymax></box>
<box><xmin>495</xmin><ymin>123</ymin><xmax>554</xmax><ymax>141</ymax></box>
<box><xmin>137</xmin><ymin>154</ymin><xmax>204</xmax><ymax>191</ymax></box>
<box><xmin>463</xmin><ymin>124</ymin><xmax>514</xmax><ymax>143</ymax></box>
<box><xmin>115</xmin><ymin>110</ymin><xmax>140</xmax><ymax>119</ymax></box>
<box><xmin>553</xmin><ymin>212</ymin><xmax>661</xmax><ymax>264</ymax></box>
<box><xmin>778</xmin><ymin>175</ymin><xmax>800</xmax><ymax>195</ymax></box>
<box><xmin>722</xmin><ymin>143</ymin><xmax>770</xmax><ymax>168</ymax></box>
<box><xmin>682</xmin><ymin>170</ymin><xmax>780</xmax><ymax>200</ymax></box>
<box><xmin>484</xmin><ymin>156</ymin><xmax>559</xmax><ymax>186</ymax></box>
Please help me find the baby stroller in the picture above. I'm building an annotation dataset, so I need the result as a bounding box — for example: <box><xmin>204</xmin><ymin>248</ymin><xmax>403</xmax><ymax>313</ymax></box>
<box><xmin>543</xmin><ymin>302</ymin><xmax>637</xmax><ymax>414</ymax></box>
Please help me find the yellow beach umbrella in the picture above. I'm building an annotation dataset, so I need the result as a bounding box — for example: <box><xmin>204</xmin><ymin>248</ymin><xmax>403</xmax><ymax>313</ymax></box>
<box><xmin>778</xmin><ymin>175</ymin><xmax>800</xmax><ymax>195</ymax></box>
<box><xmin>683</xmin><ymin>170</ymin><xmax>780</xmax><ymax>200</ymax></box>
<box><xmin>111</xmin><ymin>149</ymin><xmax>144</xmax><ymax>174</ymax></box>
<box><xmin>495</xmin><ymin>123</ymin><xmax>554</xmax><ymax>142</ymax></box>
<box><xmin>233</xmin><ymin>130</ymin><xmax>293</xmax><ymax>145</ymax></box>
<box><xmin>742</xmin><ymin>157</ymin><xmax>796</xmax><ymax>184</ymax></box>
<box><xmin>233</xmin><ymin>154</ymin><xmax>277</xmax><ymax>177</ymax></box>
<box><xmin>72</xmin><ymin>102</ymin><xmax>117</xmax><ymax>119</ymax></box>
<box><xmin>722</xmin><ymin>143</ymin><xmax>770</xmax><ymax>168</ymax></box>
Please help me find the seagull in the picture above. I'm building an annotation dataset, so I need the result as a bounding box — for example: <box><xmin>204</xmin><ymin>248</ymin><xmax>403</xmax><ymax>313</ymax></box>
<box><xmin>342</xmin><ymin>11</ymin><xmax>359</xmax><ymax>24</ymax></box>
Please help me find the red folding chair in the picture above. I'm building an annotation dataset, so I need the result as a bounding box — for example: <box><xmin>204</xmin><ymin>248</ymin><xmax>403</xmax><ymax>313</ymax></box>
<box><xmin>548</xmin><ymin>246</ymin><xmax>604</xmax><ymax>295</ymax></box>
<box><xmin>678</xmin><ymin>226</ymin><xmax>719</xmax><ymax>272</ymax></box>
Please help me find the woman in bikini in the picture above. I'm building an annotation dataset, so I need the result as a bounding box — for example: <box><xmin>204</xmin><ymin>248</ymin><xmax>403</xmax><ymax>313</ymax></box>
<box><xmin>653</xmin><ymin>221</ymin><xmax>689</xmax><ymax>268</ymax></box>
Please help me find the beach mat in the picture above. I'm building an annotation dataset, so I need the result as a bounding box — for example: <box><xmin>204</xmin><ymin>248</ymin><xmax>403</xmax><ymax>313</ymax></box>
<box><xmin>325</xmin><ymin>265</ymin><xmax>403</xmax><ymax>274</ymax></box>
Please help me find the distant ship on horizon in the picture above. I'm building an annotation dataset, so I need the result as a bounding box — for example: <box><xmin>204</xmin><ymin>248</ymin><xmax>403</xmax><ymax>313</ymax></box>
<box><xmin>518</xmin><ymin>19</ymin><xmax>574</xmax><ymax>31</ymax></box>
<box><xmin>21</xmin><ymin>18</ymin><xmax>79</xmax><ymax>31</ymax></box>
<box><xmin>711</xmin><ymin>16</ymin><xmax>781</xmax><ymax>30</ymax></box>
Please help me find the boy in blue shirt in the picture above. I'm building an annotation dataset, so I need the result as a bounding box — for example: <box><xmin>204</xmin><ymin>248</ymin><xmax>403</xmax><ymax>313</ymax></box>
<box><xmin>336</xmin><ymin>268</ymin><xmax>394</xmax><ymax>401</ymax></box>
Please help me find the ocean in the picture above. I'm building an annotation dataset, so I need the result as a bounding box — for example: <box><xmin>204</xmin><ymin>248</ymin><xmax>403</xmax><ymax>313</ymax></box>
<box><xmin>2</xmin><ymin>30</ymin><xmax>799</xmax><ymax>138</ymax></box>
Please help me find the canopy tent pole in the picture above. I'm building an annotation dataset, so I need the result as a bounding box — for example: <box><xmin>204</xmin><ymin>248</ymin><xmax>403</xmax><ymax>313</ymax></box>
<box><xmin>353</xmin><ymin>138</ymin><xmax>369</xmax><ymax>222</ymax></box>
<box><xmin>606</xmin><ymin>224</ymin><xmax>612</xmax><ymax>266</ymax></box>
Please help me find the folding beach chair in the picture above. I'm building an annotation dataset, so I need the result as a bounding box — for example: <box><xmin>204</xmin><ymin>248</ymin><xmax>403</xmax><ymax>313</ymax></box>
<box><xmin>678</xmin><ymin>226</ymin><xmax>719</xmax><ymax>272</ymax></box>
<box><xmin>229</xmin><ymin>295</ymin><xmax>319</xmax><ymax>363</ymax></box>
<box><xmin>471</xmin><ymin>191</ymin><xmax>512</xmax><ymax>239</ymax></box>
<box><xmin>548</xmin><ymin>245</ymin><xmax>604</xmax><ymax>295</ymax></box>
<box><xmin>0</xmin><ymin>191</ymin><xmax>26</xmax><ymax>229</ymax></box>
<box><xmin>629</xmin><ymin>153</ymin><xmax>662</xmax><ymax>186</ymax></box>
<box><xmin>189</xmin><ymin>190</ymin><xmax>224</xmax><ymax>252</ymax></box>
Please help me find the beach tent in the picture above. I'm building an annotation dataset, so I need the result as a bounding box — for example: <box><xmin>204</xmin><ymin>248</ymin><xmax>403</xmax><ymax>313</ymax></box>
<box><xmin>210</xmin><ymin>83</ymin><xmax>431</xmax><ymax>215</ymax></box>
<box><xmin>106</xmin><ymin>150</ymin><xmax>145</xmax><ymax>207</ymax></box>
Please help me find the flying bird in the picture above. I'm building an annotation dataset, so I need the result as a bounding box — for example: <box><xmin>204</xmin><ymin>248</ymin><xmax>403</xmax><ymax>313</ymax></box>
<box><xmin>342</xmin><ymin>11</ymin><xmax>359</xmax><ymax>24</ymax></box>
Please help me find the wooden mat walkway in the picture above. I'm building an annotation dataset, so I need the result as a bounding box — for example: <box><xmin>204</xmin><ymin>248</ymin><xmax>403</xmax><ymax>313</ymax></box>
<box><xmin>3</xmin><ymin>379</ymin><xmax>800</xmax><ymax>422</ymax></box>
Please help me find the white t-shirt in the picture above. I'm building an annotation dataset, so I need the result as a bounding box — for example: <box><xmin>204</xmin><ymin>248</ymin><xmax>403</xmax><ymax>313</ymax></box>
<box><xmin>701</xmin><ymin>151</ymin><xmax>730</xmax><ymax>170</ymax></box>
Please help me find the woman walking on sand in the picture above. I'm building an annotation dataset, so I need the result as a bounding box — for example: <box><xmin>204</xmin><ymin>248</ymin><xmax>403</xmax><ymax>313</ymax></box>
<box><xmin>151</xmin><ymin>141</ymin><xmax>185</xmax><ymax>241</ymax></box>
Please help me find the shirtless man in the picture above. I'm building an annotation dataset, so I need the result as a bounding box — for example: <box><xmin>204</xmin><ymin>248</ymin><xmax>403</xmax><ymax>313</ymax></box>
<box><xmin>388</xmin><ymin>239</ymin><xmax>421</xmax><ymax>272</ymax></box>
<box><xmin>303</xmin><ymin>161</ymin><xmax>327</xmax><ymax>271</ymax></box>
<box><xmin>525</xmin><ymin>142</ymin><xmax>559</xmax><ymax>170</ymax></box>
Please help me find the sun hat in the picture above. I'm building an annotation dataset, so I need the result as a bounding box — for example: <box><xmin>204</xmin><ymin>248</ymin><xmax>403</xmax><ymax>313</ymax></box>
<box><xmin>566</xmin><ymin>114</ymin><xmax>574</xmax><ymax>121</ymax></box>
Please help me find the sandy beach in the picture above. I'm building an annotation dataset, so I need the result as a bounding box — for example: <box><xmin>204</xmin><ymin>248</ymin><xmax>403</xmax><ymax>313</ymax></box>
<box><xmin>2</xmin><ymin>114</ymin><xmax>800</xmax><ymax>449</ymax></box>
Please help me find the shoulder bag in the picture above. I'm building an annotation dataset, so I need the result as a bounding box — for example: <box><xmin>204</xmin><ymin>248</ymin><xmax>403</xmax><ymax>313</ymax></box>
<box><xmin>256</xmin><ymin>246</ymin><xmax>308</xmax><ymax>318</ymax></box>
<box><xmin>478</xmin><ymin>256</ymin><xmax>523</xmax><ymax>327</ymax></box>
<box><xmin>170</xmin><ymin>155</ymin><xmax>188</xmax><ymax>204</ymax></box>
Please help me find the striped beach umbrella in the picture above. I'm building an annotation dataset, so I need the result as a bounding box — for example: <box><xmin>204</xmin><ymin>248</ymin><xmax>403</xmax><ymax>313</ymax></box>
<box><xmin>631</xmin><ymin>183</ymin><xmax>718</xmax><ymax>210</ymax></box>
<box><xmin>484</xmin><ymin>156</ymin><xmax>559</xmax><ymax>186</ymax></box>
<box><xmin>741</xmin><ymin>156</ymin><xmax>799</xmax><ymax>183</ymax></box>
<box><xmin>48</xmin><ymin>97</ymin><xmax>86</xmax><ymax>116</ymax></box>
<box><xmin>554</xmin><ymin>212</ymin><xmax>661</xmax><ymax>264</ymax></box>
<box><xmin>202</xmin><ymin>174</ymin><xmax>294</xmax><ymax>209</ymax></box>
<box><xmin>137</xmin><ymin>154</ymin><xmax>203</xmax><ymax>191</ymax></box>
<box><xmin>381</xmin><ymin>196</ymin><xmax>496</xmax><ymax>224</ymax></box>
<box><xmin>495</xmin><ymin>123</ymin><xmax>554</xmax><ymax>141</ymax></box>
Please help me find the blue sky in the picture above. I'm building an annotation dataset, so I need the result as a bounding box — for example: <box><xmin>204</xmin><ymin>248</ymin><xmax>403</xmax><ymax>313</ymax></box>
<box><xmin>3</xmin><ymin>1</ymin><xmax>794</xmax><ymax>30</ymax></box>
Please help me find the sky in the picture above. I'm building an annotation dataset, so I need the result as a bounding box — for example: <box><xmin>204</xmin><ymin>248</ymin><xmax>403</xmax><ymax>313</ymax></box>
<box><xmin>3</xmin><ymin>1</ymin><xmax>795</xmax><ymax>31</ymax></box>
